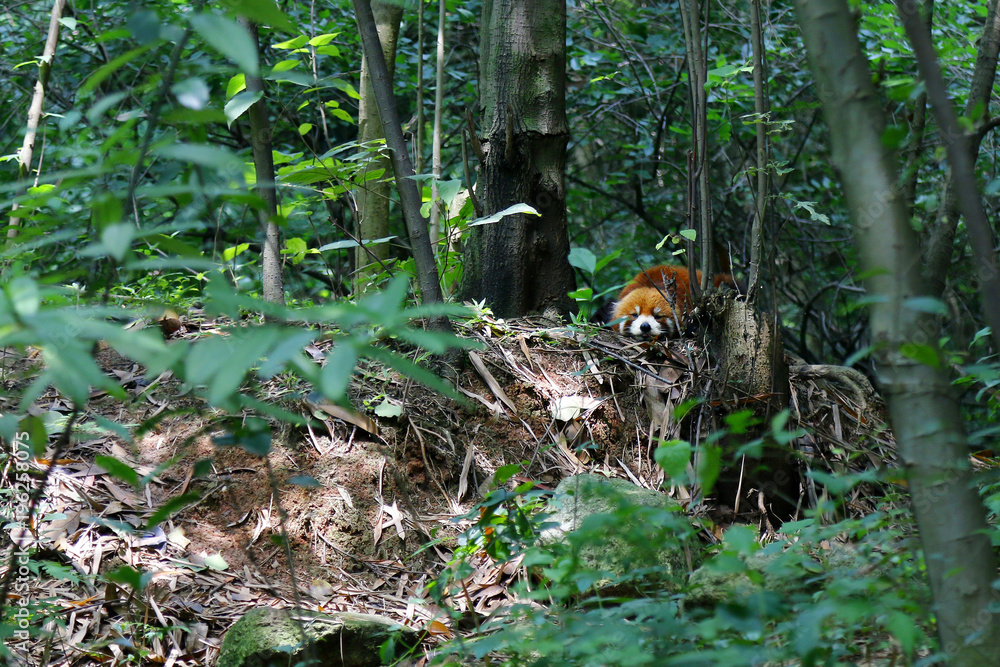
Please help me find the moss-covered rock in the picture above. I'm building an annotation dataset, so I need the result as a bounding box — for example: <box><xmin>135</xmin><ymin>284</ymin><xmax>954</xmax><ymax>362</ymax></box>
<box><xmin>216</xmin><ymin>607</ymin><xmax>419</xmax><ymax>667</ymax></box>
<box><xmin>539</xmin><ymin>474</ymin><xmax>697</xmax><ymax>596</ymax></box>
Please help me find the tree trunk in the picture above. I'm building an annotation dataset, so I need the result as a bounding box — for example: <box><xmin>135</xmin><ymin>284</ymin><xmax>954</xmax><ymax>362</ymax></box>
<box><xmin>429</xmin><ymin>0</ymin><xmax>446</xmax><ymax>248</ymax></box>
<box><xmin>896</xmin><ymin>0</ymin><xmax>1000</xmax><ymax>354</ymax></box>
<box><xmin>239</xmin><ymin>17</ymin><xmax>285</xmax><ymax>307</ymax></box>
<box><xmin>795</xmin><ymin>0</ymin><xmax>1000</xmax><ymax>661</ymax></box>
<box><xmin>353</xmin><ymin>0</ymin><xmax>445</xmax><ymax>308</ymax></box>
<box><xmin>459</xmin><ymin>0</ymin><xmax>575</xmax><ymax>318</ymax></box>
<box><xmin>922</xmin><ymin>0</ymin><xmax>1000</xmax><ymax>296</ymax></box>
<box><xmin>354</xmin><ymin>0</ymin><xmax>403</xmax><ymax>296</ymax></box>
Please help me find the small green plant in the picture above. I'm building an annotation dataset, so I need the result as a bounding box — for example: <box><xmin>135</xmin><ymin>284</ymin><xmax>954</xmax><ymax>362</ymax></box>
<box><xmin>567</xmin><ymin>246</ymin><xmax>623</xmax><ymax>322</ymax></box>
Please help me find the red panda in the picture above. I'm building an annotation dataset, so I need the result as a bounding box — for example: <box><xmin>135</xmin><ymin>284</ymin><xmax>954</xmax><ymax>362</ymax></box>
<box><xmin>611</xmin><ymin>265</ymin><xmax>737</xmax><ymax>338</ymax></box>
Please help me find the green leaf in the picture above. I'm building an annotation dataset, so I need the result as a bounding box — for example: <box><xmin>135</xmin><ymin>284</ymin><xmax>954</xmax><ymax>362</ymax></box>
<box><xmin>224</xmin><ymin>90</ymin><xmax>262</xmax><ymax>126</ymax></box>
<box><xmin>679</xmin><ymin>228</ymin><xmax>698</xmax><ymax>241</ymax></box>
<box><xmin>43</xmin><ymin>340</ymin><xmax>126</xmax><ymax>406</ymax></box>
<box><xmin>155</xmin><ymin>143</ymin><xmax>243</xmax><ymax>172</ymax></box>
<box><xmin>330</xmin><ymin>78</ymin><xmax>361</xmax><ymax>99</ymax></box>
<box><xmin>172</xmin><ymin>78</ymin><xmax>210</xmax><ymax>110</ymax></box>
<box><xmin>320</xmin><ymin>343</ymin><xmax>359</xmax><ymax>401</ymax></box>
<box><xmin>365</xmin><ymin>346</ymin><xmax>464</xmax><ymax>402</ymax></box>
<box><xmin>905</xmin><ymin>296</ymin><xmax>948</xmax><ymax>315</ymax></box>
<box><xmin>273</xmin><ymin>35</ymin><xmax>309</xmax><ymax>50</ymax></box>
<box><xmin>91</xmin><ymin>193</ymin><xmax>123</xmax><ymax>230</ymax></box>
<box><xmin>105</xmin><ymin>566</ymin><xmax>153</xmax><ymax>593</ymax></box>
<box><xmin>330</xmin><ymin>108</ymin><xmax>353</xmax><ymax>123</ymax></box>
<box><xmin>436</xmin><ymin>179</ymin><xmax>463</xmax><ymax>206</ymax></box>
<box><xmin>900</xmin><ymin>343</ymin><xmax>941</xmax><ymax>368</ymax></box>
<box><xmin>79</xmin><ymin>44</ymin><xmax>156</xmax><ymax>97</ymax></box>
<box><xmin>223</xmin><ymin>243</ymin><xmax>250</xmax><ymax>261</ymax></box>
<box><xmin>308</xmin><ymin>33</ymin><xmax>339</xmax><ymax>47</ymax></box>
<box><xmin>147</xmin><ymin>234</ymin><xmax>205</xmax><ymax>258</ymax></box>
<box><xmin>594</xmin><ymin>248</ymin><xmax>623</xmax><ymax>273</ymax></box>
<box><xmin>467</xmin><ymin>203</ymin><xmax>540</xmax><ymax>227</ymax></box>
<box><xmin>18</xmin><ymin>415</ymin><xmax>48</xmax><ymax>457</ymax></box>
<box><xmin>101</xmin><ymin>224</ymin><xmax>135</xmax><ymax>262</ymax></box>
<box><xmin>212</xmin><ymin>421</ymin><xmax>272</xmax><ymax>456</ymax></box>
<box><xmin>96</xmin><ymin>456</ymin><xmax>140</xmax><ymax>488</ymax></box>
<box><xmin>886</xmin><ymin>611</ymin><xmax>919</xmax><ymax>653</ymax></box>
<box><xmin>654</xmin><ymin>439</ymin><xmax>691</xmax><ymax>480</ymax></box>
<box><xmin>219</xmin><ymin>0</ymin><xmax>295</xmax><ymax>32</ymax></box>
<box><xmin>317</xmin><ymin>236</ymin><xmax>396</xmax><ymax>252</ymax></box>
<box><xmin>374</xmin><ymin>398</ymin><xmax>403</xmax><ymax>418</ymax></box>
<box><xmin>126</xmin><ymin>10</ymin><xmax>161</xmax><ymax>44</ymax></box>
<box><xmin>189</xmin><ymin>13</ymin><xmax>259</xmax><ymax>75</ymax></box>
<box><xmin>146</xmin><ymin>492</ymin><xmax>202</xmax><ymax>529</ymax></box>
<box><xmin>283</xmin><ymin>237</ymin><xmax>308</xmax><ymax>264</ymax></box>
<box><xmin>568</xmin><ymin>247</ymin><xmax>597</xmax><ymax>275</ymax></box>
<box><xmin>204</xmin><ymin>553</ymin><xmax>229</xmax><ymax>571</ymax></box>
<box><xmin>226</xmin><ymin>73</ymin><xmax>246</xmax><ymax>98</ymax></box>
<box><xmin>697</xmin><ymin>444</ymin><xmax>722</xmax><ymax>494</ymax></box>
<box><xmin>8</xmin><ymin>277</ymin><xmax>40</xmax><ymax>317</ymax></box>
<box><xmin>393</xmin><ymin>327</ymin><xmax>481</xmax><ymax>354</ymax></box>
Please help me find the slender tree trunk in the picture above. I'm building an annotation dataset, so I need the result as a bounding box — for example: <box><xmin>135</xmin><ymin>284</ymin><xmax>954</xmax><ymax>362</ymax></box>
<box><xmin>353</xmin><ymin>0</ymin><xmax>445</xmax><ymax>309</ymax></box>
<box><xmin>795</xmin><ymin>1</ymin><xmax>1000</xmax><ymax>661</ymax></box>
<box><xmin>747</xmin><ymin>0</ymin><xmax>769</xmax><ymax>299</ymax></box>
<box><xmin>429</xmin><ymin>0</ymin><xmax>446</xmax><ymax>247</ymax></box>
<box><xmin>896</xmin><ymin>0</ymin><xmax>1000</xmax><ymax>354</ymax></box>
<box><xmin>901</xmin><ymin>0</ymin><xmax>934</xmax><ymax>219</ymax></box>
<box><xmin>239</xmin><ymin>17</ymin><xmax>285</xmax><ymax>306</ymax></box>
<box><xmin>459</xmin><ymin>0</ymin><xmax>575</xmax><ymax>317</ymax></box>
<box><xmin>678</xmin><ymin>0</ymin><xmax>712</xmax><ymax>286</ymax></box>
<box><xmin>922</xmin><ymin>0</ymin><xmax>1000</xmax><ymax>296</ymax></box>
<box><xmin>415</xmin><ymin>0</ymin><xmax>425</xmax><ymax>175</ymax></box>
<box><xmin>354</xmin><ymin>1</ymin><xmax>403</xmax><ymax>295</ymax></box>
<box><xmin>8</xmin><ymin>0</ymin><xmax>66</xmax><ymax>241</ymax></box>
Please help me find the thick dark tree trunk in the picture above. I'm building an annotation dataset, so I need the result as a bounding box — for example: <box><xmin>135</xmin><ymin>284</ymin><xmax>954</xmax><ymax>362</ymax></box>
<box><xmin>460</xmin><ymin>0</ymin><xmax>575</xmax><ymax>318</ymax></box>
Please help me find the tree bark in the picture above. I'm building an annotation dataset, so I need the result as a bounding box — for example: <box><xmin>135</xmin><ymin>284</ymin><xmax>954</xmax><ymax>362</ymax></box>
<box><xmin>678</xmin><ymin>0</ymin><xmax>713</xmax><ymax>286</ymax></box>
<box><xmin>747</xmin><ymin>0</ymin><xmax>769</xmax><ymax>299</ymax></box>
<box><xmin>460</xmin><ymin>0</ymin><xmax>576</xmax><ymax>317</ymax></box>
<box><xmin>922</xmin><ymin>0</ymin><xmax>1000</xmax><ymax>296</ymax></box>
<box><xmin>354</xmin><ymin>0</ymin><xmax>403</xmax><ymax>295</ymax></box>
<box><xmin>795</xmin><ymin>0</ymin><xmax>1000</xmax><ymax>661</ymax></box>
<box><xmin>896</xmin><ymin>0</ymin><xmax>1000</xmax><ymax>354</ymax></box>
<box><xmin>429</xmin><ymin>0</ymin><xmax>446</xmax><ymax>247</ymax></box>
<box><xmin>239</xmin><ymin>17</ymin><xmax>285</xmax><ymax>306</ymax></box>
<box><xmin>8</xmin><ymin>0</ymin><xmax>67</xmax><ymax>241</ymax></box>
<box><xmin>353</xmin><ymin>0</ymin><xmax>445</xmax><ymax>308</ymax></box>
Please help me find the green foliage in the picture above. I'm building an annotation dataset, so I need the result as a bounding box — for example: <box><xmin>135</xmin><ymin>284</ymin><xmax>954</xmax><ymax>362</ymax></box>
<box><xmin>437</xmin><ymin>471</ymin><xmax>935</xmax><ymax>665</ymax></box>
<box><xmin>567</xmin><ymin>246</ymin><xmax>623</xmax><ymax>321</ymax></box>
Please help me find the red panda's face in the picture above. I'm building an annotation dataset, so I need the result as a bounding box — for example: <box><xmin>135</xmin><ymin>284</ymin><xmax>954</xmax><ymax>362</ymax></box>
<box><xmin>612</xmin><ymin>287</ymin><xmax>677</xmax><ymax>339</ymax></box>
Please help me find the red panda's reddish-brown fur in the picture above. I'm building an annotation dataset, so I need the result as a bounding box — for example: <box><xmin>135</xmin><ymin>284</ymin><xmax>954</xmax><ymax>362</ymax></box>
<box><xmin>611</xmin><ymin>265</ymin><xmax>737</xmax><ymax>338</ymax></box>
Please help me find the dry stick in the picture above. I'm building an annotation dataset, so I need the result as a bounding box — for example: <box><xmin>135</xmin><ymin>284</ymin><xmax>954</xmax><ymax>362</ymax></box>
<box><xmin>352</xmin><ymin>0</ymin><xmax>446</xmax><ymax>311</ymax></box>
<box><xmin>239</xmin><ymin>17</ymin><xmax>285</xmax><ymax>307</ymax></box>
<box><xmin>896</xmin><ymin>2</ymin><xmax>1000</xmax><ymax>354</ymax></box>
<box><xmin>8</xmin><ymin>0</ymin><xmax>67</xmax><ymax>242</ymax></box>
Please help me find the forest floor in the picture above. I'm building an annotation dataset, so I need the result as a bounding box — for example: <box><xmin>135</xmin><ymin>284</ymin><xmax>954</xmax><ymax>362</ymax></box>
<box><xmin>3</xmin><ymin>309</ymin><xmax>897</xmax><ymax>666</ymax></box>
